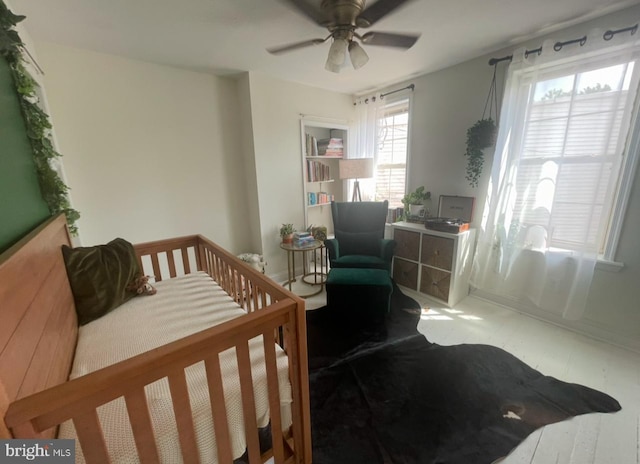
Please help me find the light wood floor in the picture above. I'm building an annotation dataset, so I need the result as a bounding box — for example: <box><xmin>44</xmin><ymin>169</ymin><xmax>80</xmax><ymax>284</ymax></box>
<box><xmin>302</xmin><ymin>283</ymin><xmax>640</xmax><ymax>464</ymax></box>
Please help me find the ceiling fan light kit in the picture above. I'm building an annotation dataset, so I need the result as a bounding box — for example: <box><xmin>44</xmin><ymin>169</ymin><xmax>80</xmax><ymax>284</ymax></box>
<box><xmin>348</xmin><ymin>40</ymin><xmax>369</xmax><ymax>69</ymax></box>
<box><xmin>269</xmin><ymin>0</ymin><xmax>420</xmax><ymax>73</ymax></box>
<box><xmin>327</xmin><ymin>37</ymin><xmax>348</xmax><ymax>63</ymax></box>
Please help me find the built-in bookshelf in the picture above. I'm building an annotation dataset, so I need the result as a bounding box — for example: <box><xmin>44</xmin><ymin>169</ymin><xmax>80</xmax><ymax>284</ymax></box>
<box><xmin>300</xmin><ymin>119</ymin><xmax>349</xmax><ymax>235</ymax></box>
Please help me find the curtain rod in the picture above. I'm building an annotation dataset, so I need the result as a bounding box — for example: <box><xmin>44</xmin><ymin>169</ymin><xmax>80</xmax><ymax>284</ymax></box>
<box><xmin>354</xmin><ymin>83</ymin><xmax>415</xmax><ymax>105</ymax></box>
<box><xmin>487</xmin><ymin>22</ymin><xmax>638</xmax><ymax>66</ymax></box>
<box><xmin>381</xmin><ymin>83</ymin><xmax>415</xmax><ymax>99</ymax></box>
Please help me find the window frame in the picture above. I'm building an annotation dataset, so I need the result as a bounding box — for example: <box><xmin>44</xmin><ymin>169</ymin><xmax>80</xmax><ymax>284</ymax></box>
<box><xmin>508</xmin><ymin>50</ymin><xmax>640</xmax><ymax>266</ymax></box>
<box><xmin>373</xmin><ymin>95</ymin><xmax>412</xmax><ymax>208</ymax></box>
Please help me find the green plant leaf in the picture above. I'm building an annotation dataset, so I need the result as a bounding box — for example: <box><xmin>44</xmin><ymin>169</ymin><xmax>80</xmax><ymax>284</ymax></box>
<box><xmin>1</xmin><ymin>1</ymin><xmax>80</xmax><ymax>233</ymax></box>
<box><xmin>464</xmin><ymin>118</ymin><xmax>496</xmax><ymax>187</ymax></box>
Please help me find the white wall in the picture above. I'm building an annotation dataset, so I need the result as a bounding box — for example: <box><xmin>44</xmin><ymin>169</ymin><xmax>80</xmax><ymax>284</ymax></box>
<box><xmin>397</xmin><ymin>4</ymin><xmax>640</xmax><ymax>349</ymax></box>
<box><xmin>29</xmin><ymin>6</ymin><xmax>640</xmax><ymax>348</ymax></box>
<box><xmin>35</xmin><ymin>42</ymin><xmax>251</xmax><ymax>252</ymax></box>
<box><xmin>245</xmin><ymin>73</ymin><xmax>354</xmax><ymax>277</ymax></box>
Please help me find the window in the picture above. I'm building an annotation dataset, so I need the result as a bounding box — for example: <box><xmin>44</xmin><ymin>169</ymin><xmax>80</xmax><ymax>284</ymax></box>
<box><xmin>510</xmin><ymin>52</ymin><xmax>640</xmax><ymax>257</ymax></box>
<box><xmin>374</xmin><ymin>98</ymin><xmax>409</xmax><ymax>208</ymax></box>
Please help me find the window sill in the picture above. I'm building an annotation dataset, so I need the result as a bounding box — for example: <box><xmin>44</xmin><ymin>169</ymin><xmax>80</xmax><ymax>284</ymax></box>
<box><xmin>596</xmin><ymin>258</ymin><xmax>624</xmax><ymax>272</ymax></box>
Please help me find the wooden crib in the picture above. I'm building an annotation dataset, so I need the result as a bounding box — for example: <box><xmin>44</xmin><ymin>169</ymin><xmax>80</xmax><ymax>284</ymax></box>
<box><xmin>0</xmin><ymin>214</ymin><xmax>311</xmax><ymax>464</ymax></box>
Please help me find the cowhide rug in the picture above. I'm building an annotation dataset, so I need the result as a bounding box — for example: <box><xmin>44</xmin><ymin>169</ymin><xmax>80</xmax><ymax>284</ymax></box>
<box><xmin>305</xmin><ymin>282</ymin><xmax>621</xmax><ymax>464</ymax></box>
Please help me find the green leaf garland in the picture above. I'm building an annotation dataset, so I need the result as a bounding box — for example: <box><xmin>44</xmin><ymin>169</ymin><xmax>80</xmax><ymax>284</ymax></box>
<box><xmin>0</xmin><ymin>1</ymin><xmax>79</xmax><ymax>234</ymax></box>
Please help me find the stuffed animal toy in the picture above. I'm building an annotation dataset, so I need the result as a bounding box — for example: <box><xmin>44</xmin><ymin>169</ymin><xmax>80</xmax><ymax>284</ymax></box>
<box><xmin>237</xmin><ymin>253</ymin><xmax>266</xmax><ymax>273</ymax></box>
<box><xmin>127</xmin><ymin>275</ymin><xmax>157</xmax><ymax>295</ymax></box>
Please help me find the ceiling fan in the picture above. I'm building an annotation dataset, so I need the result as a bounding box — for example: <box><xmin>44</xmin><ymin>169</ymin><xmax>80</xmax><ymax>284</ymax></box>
<box><xmin>267</xmin><ymin>0</ymin><xmax>420</xmax><ymax>73</ymax></box>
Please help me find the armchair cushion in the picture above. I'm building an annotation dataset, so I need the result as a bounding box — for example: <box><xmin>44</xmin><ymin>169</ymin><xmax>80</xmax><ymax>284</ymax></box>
<box><xmin>334</xmin><ymin>230</ymin><xmax>380</xmax><ymax>256</ymax></box>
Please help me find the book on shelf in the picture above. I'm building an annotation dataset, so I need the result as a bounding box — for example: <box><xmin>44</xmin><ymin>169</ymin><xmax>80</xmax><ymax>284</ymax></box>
<box><xmin>317</xmin><ymin>138</ymin><xmax>329</xmax><ymax>156</ymax></box>
<box><xmin>306</xmin><ymin>160</ymin><xmax>331</xmax><ymax>182</ymax></box>
<box><xmin>325</xmin><ymin>138</ymin><xmax>344</xmax><ymax>156</ymax></box>
<box><xmin>316</xmin><ymin>137</ymin><xmax>344</xmax><ymax>157</ymax></box>
<box><xmin>305</xmin><ymin>133</ymin><xmax>319</xmax><ymax>157</ymax></box>
<box><xmin>314</xmin><ymin>192</ymin><xmax>334</xmax><ymax>205</ymax></box>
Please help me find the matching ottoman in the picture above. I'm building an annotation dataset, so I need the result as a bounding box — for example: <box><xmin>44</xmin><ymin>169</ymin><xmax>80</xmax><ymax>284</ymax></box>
<box><xmin>326</xmin><ymin>268</ymin><xmax>393</xmax><ymax>325</ymax></box>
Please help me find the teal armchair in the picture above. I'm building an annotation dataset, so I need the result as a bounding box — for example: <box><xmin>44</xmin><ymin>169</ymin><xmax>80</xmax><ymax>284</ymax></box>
<box><xmin>325</xmin><ymin>200</ymin><xmax>396</xmax><ymax>273</ymax></box>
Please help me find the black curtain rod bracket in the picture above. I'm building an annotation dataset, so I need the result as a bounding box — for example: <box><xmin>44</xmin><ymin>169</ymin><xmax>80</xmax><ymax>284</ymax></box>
<box><xmin>488</xmin><ymin>22</ymin><xmax>638</xmax><ymax>66</ymax></box>
<box><xmin>603</xmin><ymin>24</ymin><xmax>638</xmax><ymax>41</ymax></box>
<box><xmin>554</xmin><ymin>35</ymin><xmax>587</xmax><ymax>52</ymax></box>
<box><xmin>525</xmin><ymin>46</ymin><xmax>543</xmax><ymax>58</ymax></box>
<box><xmin>488</xmin><ymin>55</ymin><xmax>512</xmax><ymax>66</ymax></box>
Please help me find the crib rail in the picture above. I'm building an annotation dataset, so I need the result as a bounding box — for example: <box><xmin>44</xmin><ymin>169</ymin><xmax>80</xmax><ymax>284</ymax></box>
<box><xmin>134</xmin><ymin>235</ymin><xmax>293</xmax><ymax>313</ymax></box>
<box><xmin>6</xmin><ymin>234</ymin><xmax>311</xmax><ymax>464</ymax></box>
<box><xmin>5</xmin><ymin>299</ymin><xmax>309</xmax><ymax>464</ymax></box>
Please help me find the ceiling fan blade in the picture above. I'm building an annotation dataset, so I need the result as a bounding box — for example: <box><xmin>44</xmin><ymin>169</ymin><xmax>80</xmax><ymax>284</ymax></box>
<box><xmin>360</xmin><ymin>31</ymin><xmax>420</xmax><ymax>49</ymax></box>
<box><xmin>282</xmin><ymin>0</ymin><xmax>330</xmax><ymax>26</ymax></box>
<box><xmin>356</xmin><ymin>0</ymin><xmax>413</xmax><ymax>28</ymax></box>
<box><xmin>267</xmin><ymin>38</ymin><xmax>327</xmax><ymax>55</ymax></box>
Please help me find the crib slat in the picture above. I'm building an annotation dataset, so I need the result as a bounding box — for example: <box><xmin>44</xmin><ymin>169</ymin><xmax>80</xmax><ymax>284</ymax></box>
<box><xmin>263</xmin><ymin>334</ymin><xmax>285</xmax><ymax>464</ymax></box>
<box><xmin>251</xmin><ymin>285</ymin><xmax>260</xmax><ymax>313</ymax></box>
<box><xmin>237</xmin><ymin>342</ymin><xmax>261</xmax><ymax>463</ymax></box>
<box><xmin>283</xmin><ymin>324</ymin><xmax>304</xmax><ymax>460</ymax></box>
<box><xmin>167</xmin><ymin>250</ymin><xmax>177</xmax><ymax>278</ymax></box>
<box><xmin>204</xmin><ymin>356</ymin><xmax>233</xmax><ymax>464</ymax></box>
<box><xmin>150</xmin><ymin>254</ymin><xmax>162</xmax><ymax>282</ymax></box>
<box><xmin>181</xmin><ymin>247</ymin><xmax>191</xmax><ymax>274</ymax></box>
<box><xmin>124</xmin><ymin>388</ymin><xmax>160</xmax><ymax>464</ymax></box>
<box><xmin>211</xmin><ymin>254</ymin><xmax>220</xmax><ymax>282</ymax></box>
<box><xmin>167</xmin><ymin>370</ymin><xmax>200</xmax><ymax>464</ymax></box>
<box><xmin>73</xmin><ymin>410</ymin><xmax>111</xmax><ymax>464</ymax></box>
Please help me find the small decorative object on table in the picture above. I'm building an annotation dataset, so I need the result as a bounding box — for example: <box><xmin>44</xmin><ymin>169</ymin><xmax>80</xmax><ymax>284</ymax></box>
<box><xmin>280</xmin><ymin>223</ymin><xmax>296</xmax><ymax>244</ymax></box>
<box><xmin>293</xmin><ymin>231</ymin><xmax>316</xmax><ymax>248</ymax></box>
<box><xmin>308</xmin><ymin>224</ymin><xmax>328</xmax><ymax>242</ymax></box>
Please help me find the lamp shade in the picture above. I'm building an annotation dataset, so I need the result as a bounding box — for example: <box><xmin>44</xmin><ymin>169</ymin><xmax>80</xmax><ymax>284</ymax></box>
<box><xmin>348</xmin><ymin>41</ymin><xmax>369</xmax><ymax>69</ymax></box>
<box><xmin>339</xmin><ymin>158</ymin><xmax>374</xmax><ymax>180</ymax></box>
<box><xmin>325</xmin><ymin>38</ymin><xmax>347</xmax><ymax>73</ymax></box>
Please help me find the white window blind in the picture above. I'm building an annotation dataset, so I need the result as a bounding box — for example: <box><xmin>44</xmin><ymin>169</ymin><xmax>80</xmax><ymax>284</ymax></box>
<box><xmin>375</xmin><ymin>99</ymin><xmax>409</xmax><ymax>208</ymax></box>
<box><xmin>512</xmin><ymin>56</ymin><xmax>639</xmax><ymax>254</ymax></box>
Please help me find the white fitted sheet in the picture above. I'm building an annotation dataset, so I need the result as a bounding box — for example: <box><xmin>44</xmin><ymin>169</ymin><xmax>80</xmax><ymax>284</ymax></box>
<box><xmin>59</xmin><ymin>271</ymin><xmax>292</xmax><ymax>463</ymax></box>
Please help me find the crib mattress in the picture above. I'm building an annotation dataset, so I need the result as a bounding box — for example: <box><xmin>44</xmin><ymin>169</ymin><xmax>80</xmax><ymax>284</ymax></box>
<box><xmin>58</xmin><ymin>271</ymin><xmax>292</xmax><ymax>463</ymax></box>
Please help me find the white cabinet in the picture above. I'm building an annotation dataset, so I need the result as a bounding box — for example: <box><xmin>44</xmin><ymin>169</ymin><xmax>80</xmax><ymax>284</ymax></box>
<box><xmin>300</xmin><ymin>119</ymin><xmax>348</xmax><ymax>235</ymax></box>
<box><xmin>391</xmin><ymin>221</ymin><xmax>476</xmax><ymax>307</ymax></box>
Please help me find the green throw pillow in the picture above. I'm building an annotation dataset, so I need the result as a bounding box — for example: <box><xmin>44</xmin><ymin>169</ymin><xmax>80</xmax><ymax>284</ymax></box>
<box><xmin>62</xmin><ymin>238</ymin><xmax>141</xmax><ymax>325</ymax></box>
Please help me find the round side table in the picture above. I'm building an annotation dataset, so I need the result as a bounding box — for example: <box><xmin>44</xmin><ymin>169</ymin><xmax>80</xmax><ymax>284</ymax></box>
<box><xmin>280</xmin><ymin>240</ymin><xmax>327</xmax><ymax>298</ymax></box>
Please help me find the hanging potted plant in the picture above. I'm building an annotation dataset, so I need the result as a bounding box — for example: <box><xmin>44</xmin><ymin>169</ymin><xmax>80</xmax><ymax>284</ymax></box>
<box><xmin>464</xmin><ymin>61</ymin><xmax>501</xmax><ymax>188</ymax></box>
<box><xmin>464</xmin><ymin>118</ymin><xmax>497</xmax><ymax>188</ymax></box>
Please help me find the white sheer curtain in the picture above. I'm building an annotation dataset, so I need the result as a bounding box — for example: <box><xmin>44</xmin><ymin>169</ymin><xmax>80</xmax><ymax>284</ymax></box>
<box><xmin>350</xmin><ymin>94</ymin><xmax>383</xmax><ymax>200</ymax></box>
<box><xmin>471</xmin><ymin>28</ymin><xmax>640</xmax><ymax>320</ymax></box>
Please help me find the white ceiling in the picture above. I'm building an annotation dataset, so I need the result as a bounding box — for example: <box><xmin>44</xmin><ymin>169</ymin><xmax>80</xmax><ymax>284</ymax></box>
<box><xmin>10</xmin><ymin>0</ymin><xmax>640</xmax><ymax>95</ymax></box>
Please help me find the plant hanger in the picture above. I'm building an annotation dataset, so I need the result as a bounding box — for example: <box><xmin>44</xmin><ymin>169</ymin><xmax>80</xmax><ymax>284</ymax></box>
<box><xmin>464</xmin><ymin>61</ymin><xmax>500</xmax><ymax>188</ymax></box>
<box><xmin>483</xmin><ymin>61</ymin><xmax>499</xmax><ymax>125</ymax></box>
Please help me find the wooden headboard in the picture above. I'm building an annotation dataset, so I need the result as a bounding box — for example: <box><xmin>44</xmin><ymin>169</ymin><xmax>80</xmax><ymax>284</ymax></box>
<box><xmin>0</xmin><ymin>214</ymin><xmax>78</xmax><ymax>438</ymax></box>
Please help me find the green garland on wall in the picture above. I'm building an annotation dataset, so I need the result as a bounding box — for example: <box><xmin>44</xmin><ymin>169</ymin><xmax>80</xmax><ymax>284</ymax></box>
<box><xmin>0</xmin><ymin>2</ymin><xmax>80</xmax><ymax>234</ymax></box>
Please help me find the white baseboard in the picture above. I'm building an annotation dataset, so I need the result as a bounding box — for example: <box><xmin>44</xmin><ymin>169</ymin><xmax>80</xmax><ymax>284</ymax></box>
<box><xmin>471</xmin><ymin>289</ymin><xmax>640</xmax><ymax>354</ymax></box>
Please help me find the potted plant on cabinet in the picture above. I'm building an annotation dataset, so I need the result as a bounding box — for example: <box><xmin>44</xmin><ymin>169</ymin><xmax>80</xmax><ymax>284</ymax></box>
<box><xmin>401</xmin><ymin>186</ymin><xmax>431</xmax><ymax>218</ymax></box>
<box><xmin>280</xmin><ymin>223</ymin><xmax>296</xmax><ymax>244</ymax></box>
